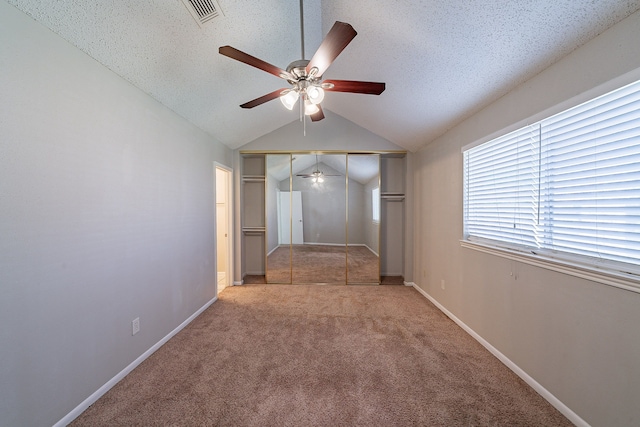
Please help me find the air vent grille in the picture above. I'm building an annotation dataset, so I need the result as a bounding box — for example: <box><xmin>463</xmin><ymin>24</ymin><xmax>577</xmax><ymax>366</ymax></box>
<box><xmin>181</xmin><ymin>0</ymin><xmax>223</xmax><ymax>27</ymax></box>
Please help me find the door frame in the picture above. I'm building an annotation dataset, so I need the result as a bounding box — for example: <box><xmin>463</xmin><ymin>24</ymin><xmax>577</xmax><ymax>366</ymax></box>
<box><xmin>214</xmin><ymin>162</ymin><xmax>233</xmax><ymax>295</ymax></box>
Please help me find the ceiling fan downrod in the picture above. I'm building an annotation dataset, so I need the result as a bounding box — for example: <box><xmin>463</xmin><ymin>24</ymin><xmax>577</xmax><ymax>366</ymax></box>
<box><xmin>299</xmin><ymin>0</ymin><xmax>305</xmax><ymax>60</ymax></box>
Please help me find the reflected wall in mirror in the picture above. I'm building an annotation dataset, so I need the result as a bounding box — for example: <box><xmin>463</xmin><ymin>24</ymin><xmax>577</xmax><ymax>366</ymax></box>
<box><xmin>262</xmin><ymin>152</ymin><xmax>383</xmax><ymax>285</ymax></box>
<box><xmin>266</xmin><ymin>154</ymin><xmax>292</xmax><ymax>283</ymax></box>
<box><xmin>347</xmin><ymin>154</ymin><xmax>380</xmax><ymax>284</ymax></box>
<box><xmin>292</xmin><ymin>154</ymin><xmax>347</xmax><ymax>284</ymax></box>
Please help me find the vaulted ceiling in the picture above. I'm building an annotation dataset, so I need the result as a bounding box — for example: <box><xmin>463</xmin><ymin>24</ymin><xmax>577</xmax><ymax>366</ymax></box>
<box><xmin>8</xmin><ymin>0</ymin><xmax>640</xmax><ymax>152</ymax></box>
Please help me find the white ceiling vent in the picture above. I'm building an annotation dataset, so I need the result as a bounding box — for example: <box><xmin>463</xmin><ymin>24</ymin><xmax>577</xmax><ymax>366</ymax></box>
<box><xmin>181</xmin><ymin>0</ymin><xmax>224</xmax><ymax>27</ymax></box>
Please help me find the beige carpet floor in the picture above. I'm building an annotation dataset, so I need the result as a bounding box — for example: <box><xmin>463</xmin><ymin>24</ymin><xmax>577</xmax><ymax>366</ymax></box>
<box><xmin>267</xmin><ymin>244</ymin><xmax>379</xmax><ymax>284</ymax></box>
<box><xmin>70</xmin><ymin>285</ymin><xmax>572</xmax><ymax>426</ymax></box>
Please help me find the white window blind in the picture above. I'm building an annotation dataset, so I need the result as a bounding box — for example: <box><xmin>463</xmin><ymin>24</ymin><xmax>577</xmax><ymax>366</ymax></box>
<box><xmin>540</xmin><ymin>81</ymin><xmax>640</xmax><ymax>266</ymax></box>
<box><xmin>464</xmin><ymin>125</ymin><xmax>540</xmax><ymax>248</ymax></box>
<box><xmin>464</xmin><ymin>79</ymin><xmax>640</xmax><ymax>273</ymax></box>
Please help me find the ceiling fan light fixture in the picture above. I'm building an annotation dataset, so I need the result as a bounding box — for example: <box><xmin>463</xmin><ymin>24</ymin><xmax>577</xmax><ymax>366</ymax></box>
<box><xmin>280</xmin><ymin>89</ymin><xmax>299</xmax><ymax>110</ymax></box>
<box><xmin>304</xmin><ymin>99</ymin><xmax>319</xmax><ymax>115</ymax></box>
<box><xmin>307</xmin><ymin>85</ymin><xmax>325</xmax><ymax>104</ymax></box>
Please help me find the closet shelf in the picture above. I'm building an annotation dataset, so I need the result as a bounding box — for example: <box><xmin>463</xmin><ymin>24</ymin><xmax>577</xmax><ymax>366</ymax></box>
<box><xmin>242</xmin><ymin>175</ymin><xmax>265</xmax><ymax>182</ymax></box>
<box><xmin>381</xmin><ymin>192</ymin><xmax>405</xmax><ymax>201</ymax></box>
<box><xmin>242</xmin><ymin>226</ymin><xmax>266</xmax><ymax>235</ymax></box>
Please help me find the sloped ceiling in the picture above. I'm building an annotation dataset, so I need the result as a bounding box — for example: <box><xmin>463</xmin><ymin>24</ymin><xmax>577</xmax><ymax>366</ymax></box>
<box><xmin>7</xmin><ymin>0</ymin><xmax>640</xmax><ymax>152</ymax></box>
<box><xmin>267</xmin><ymin>153</ymin><xmax>379</xmax><ymax>185</ymax></box>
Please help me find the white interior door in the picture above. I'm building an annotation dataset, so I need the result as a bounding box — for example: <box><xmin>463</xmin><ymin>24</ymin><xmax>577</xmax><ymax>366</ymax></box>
<box><xmin>291</xmin><ymin>191</ymin><xmax>303</xmax><ymax>244</ymax></box>
<box><xmin>278</xmin><ymin>191</ymin><xmax>303</xmax><ymax>245</ymax></box>
<box><xmin>215</xmin><ymin>166</ymin><xmax>231</xmax><ymax>293</ymax></box>
<box><xmin>278</xmin><ymin>192</ymin><xmax>291</xmax><ymax>245</ymax></box>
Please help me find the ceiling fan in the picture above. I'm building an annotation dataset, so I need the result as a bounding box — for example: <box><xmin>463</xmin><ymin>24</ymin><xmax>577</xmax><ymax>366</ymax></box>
<box><xmin>218</xmin><ymin>0</ymin><xmax>385</xmax><ymax>123</ymax></box>
<box><xmin>296</xmin><ymin>155</ymin><xmax>340</xmax><ymax>183</ymax></box>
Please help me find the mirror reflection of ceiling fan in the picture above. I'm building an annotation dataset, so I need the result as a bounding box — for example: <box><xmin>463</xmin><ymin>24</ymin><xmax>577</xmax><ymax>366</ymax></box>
<box><xmin>218</xmin><ymin>0</ymin><xmax>385</xmax><ymax>124</ymax></box>
<box><xmin>296</xmin><ymin>155</ymin><xmax>340</xmax><ymax>183</ymax></box>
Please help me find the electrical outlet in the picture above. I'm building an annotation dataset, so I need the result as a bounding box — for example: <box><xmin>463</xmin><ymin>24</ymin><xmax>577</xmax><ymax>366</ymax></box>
<box><xmin>441</xmin><ymin>279</ymin><xmax>445</xmax><ymax>290</ymax></box>
<box><xmin>132</xmin><ymin>317</ymin><xmax>140</xmax><ymax>336</ymax></box>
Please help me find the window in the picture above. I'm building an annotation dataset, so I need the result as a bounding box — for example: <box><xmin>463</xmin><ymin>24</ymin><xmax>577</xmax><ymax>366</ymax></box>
<box><xmin>372</xmin><ymin>187</ymin><xmax>380</xmax><ymax>223</ymax></box>
<box><xmin>464</xmin><ymin>125</ymin><xmax>540</xmax><ymax>249</ymax></box>
<box><xmin>464</xmin><ymin>79</ymin><xmax>640</xmax><ymax>280</ymax></box>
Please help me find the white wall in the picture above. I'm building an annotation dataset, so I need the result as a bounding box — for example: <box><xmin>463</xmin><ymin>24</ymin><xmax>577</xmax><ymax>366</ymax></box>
<box><xmin>413</xmin><ymin>10</ymin><xmax>640</xmax><ymax>427</ymax></box>
<box><xmin>291</xmin><ymin>162</ymin><xmax>350</xmax><ymax>245</ymax></box>
<box><xmin>238</xmin><ymin>109</ymin><xmax>405</xmax><ymax>153</ymax></box>
<box><xmin>0</xmin><ymin>3</ymin><xmax>231</xmax><ymax>425</ymax></box>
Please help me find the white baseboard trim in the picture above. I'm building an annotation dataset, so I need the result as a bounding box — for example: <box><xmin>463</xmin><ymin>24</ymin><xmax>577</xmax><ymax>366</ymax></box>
<box><xmin>403</xmin><ymin>281</ymin><xmax>416</xmax><ymax>287</ymax></box>
<box><xmin>233</xmin><ymin>280</ymin><xmax>243</xmax><ymax>286</ymax></box>
<box><xmin>297</xmin><ymin>242</ymin><xmax>380</xmax><ymax>257</ymax></box>
<box><xmin>267</xmin><ymin>246</ymin><xmax>279</xmax><ymax>256</ymax></box>
<box><xmin>409</xmin><ymin>283</ymin><xmax>589</xmax><ymax>427</ymax></box>
<box><xmin>54</xmin><ymin>296</ymin><xmax>218</xmax><ymax>427</ymax></box>
<box><xmin>303</xmin><ymin>242</ymin><xmax>345</xmax><ymax>247</ymax></box>
<box><xmin>347</xmin><ymin>244</ymin><xmax>379</xmax><ymax>257</ymax></box>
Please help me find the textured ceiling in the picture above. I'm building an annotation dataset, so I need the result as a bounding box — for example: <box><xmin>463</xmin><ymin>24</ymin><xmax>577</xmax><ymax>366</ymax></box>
<box><xmin>7</xmin><ymin>0</ymin><xmax>640</xmax><ymax>152</ymax></box>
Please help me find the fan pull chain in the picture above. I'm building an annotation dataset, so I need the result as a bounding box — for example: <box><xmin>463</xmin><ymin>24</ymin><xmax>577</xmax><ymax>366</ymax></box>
<box><xmin>300</xmin><ymin>97</ymin><xmax>306</xmax><ymax>136</ymax></box>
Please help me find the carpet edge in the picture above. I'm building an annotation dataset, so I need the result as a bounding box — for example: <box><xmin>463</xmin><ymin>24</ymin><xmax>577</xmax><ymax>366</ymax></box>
<box><xmin>409</xmin><ymin>283</ymin><xmax>589</xmax><ymax>427</ymax></box>
<box><xmin>54</xmin><ymin>296</ymin><xmax>218</xmax><ymax>427</ymax></box>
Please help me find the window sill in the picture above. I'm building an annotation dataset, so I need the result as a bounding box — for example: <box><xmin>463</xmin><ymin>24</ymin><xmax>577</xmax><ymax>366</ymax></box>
<box><xmin>460</xmin><ymin>240</ymin><xmax>640</xmax><ymax>294</ymax></box>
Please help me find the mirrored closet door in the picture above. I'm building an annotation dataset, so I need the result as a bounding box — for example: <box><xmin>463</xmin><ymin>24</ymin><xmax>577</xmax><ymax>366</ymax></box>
<box><xmin>291</xmin><ymin>154</ymin><xmax>347</xmax><ymax>284</ymax></box>
<box><xmin>265</xmin><ymin>154</ymin><xmax>292</xmax><ymax>283</ymax></box>
<box><xmin>346</xmin><ymin>154</ymin><xmax>380</xmax><ymax>284</ymax></box>
<box><xmin>261</xmin><ymin>152</ymin><xmax>381</xmax><ymax>285</ymax></box>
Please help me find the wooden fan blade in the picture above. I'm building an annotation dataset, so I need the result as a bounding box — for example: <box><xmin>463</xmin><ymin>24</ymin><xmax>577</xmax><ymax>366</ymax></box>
<box><xmin>310</xmin><ymin>104</ymin><xmax>325</xmax><ymax>122</ymax></box>
<box><xmin>219</xmin><ymin>46</ymin><xmax>293</xmax><ymax>80</ymax></box>
<box><xmin>240</xmin><ymin>88</ymin><xmax>288</xmax><ymax>109</ymax></box>
<box><xmin>323</xmin><ymin>80</ymin><xmax>386</xmax><ymax>95</ymax></box>
<box><xmin>306</xmin><ymin>22</ymin><xmax>357</xmax><ymax>77</ymax></box>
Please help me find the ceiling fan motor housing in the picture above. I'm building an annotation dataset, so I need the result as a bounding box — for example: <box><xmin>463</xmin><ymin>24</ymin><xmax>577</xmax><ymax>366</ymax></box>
<box><xmin>286</xmin><ymin>59</ymin><xmax>310</xmax><ymax>79</ymax></box>
<box><xmin>284</xmin><ymin>59</ymin><xmax>325</xmax><ymax>103</ymax></box>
